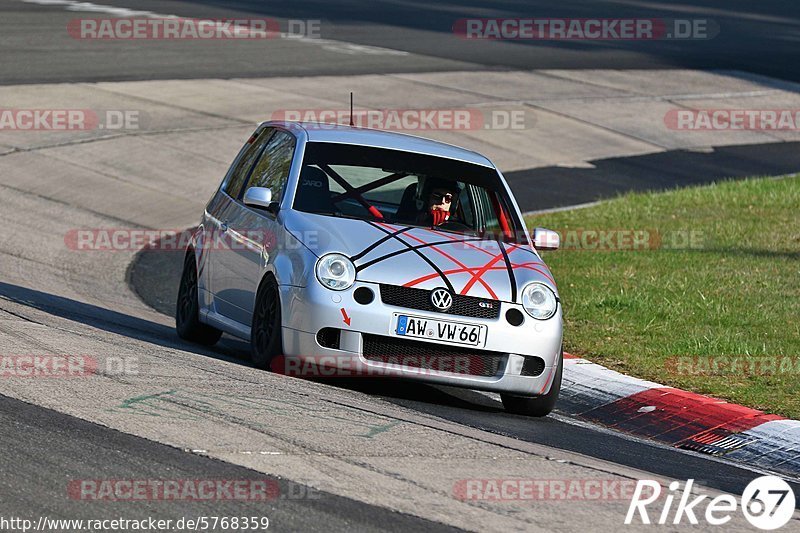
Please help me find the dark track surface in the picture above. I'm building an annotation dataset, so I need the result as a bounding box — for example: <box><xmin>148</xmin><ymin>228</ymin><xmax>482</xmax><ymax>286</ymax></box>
<box><xmin>0</xmin><ymin>393</ymin><xmax>462</xmax><ymax>531</ymax></box>
<box><xmin>2</xmin><ymin>0</ymin><xmax>800</xmax><ymax>84</ymax></box>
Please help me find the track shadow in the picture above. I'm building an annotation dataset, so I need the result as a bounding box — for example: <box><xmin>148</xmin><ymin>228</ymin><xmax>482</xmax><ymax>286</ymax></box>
<box><xmin>507</xmin><ymin>141</ymin><xmax>800</xmax><ymax>211</ymax></box>
<box><xmin>126</xmin><ymin>248</ymin><xmax>184</xmax><ymax>317</ymax></box>
<box><xmin>312</xmin><ymin>377</ymin><xmax>503</xmax><ymax>412</ymax></box>
<box><xmin>0</xmin><ymin>279</ymin><xmax>494</xmax><ymax>413</ymax></box>
<box><xmin>0</xmin><ymin>281</ymin><xmax>251</xmax><ymax>364</ymax></box>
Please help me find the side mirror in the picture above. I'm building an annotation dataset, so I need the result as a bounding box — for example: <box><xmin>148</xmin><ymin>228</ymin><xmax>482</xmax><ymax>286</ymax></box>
<box><xmin>243</xmin><ymin>187</ymin><xmax>279</xmax><ymax>214</ymax></box>
<box><xmin>533</xmin><ymin>227</ymin><xmax>559</xmax><ymax>251</ymax></box>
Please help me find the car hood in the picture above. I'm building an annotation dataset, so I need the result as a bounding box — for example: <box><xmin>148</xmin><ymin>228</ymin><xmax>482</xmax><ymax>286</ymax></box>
<box><xmin>284</xmin><ymin>210</ymin><xmax>556</xmax><ymax>303</ymax></box>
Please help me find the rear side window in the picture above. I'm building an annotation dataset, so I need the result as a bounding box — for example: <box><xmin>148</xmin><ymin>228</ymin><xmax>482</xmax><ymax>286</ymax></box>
<box><xmin>242</xmin><ymin>130</ymin><xmax>296</xmax><ymax>202</ymax></box>
<box><xmin>223</xmin><ymin>128</ymin><xmax>274</xmax><ymax>198</ymax></box>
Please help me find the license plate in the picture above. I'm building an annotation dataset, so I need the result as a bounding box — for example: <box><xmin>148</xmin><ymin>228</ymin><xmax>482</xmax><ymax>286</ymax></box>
<box><xmin>394</xmin><ymin>314</ymin><xmax>486</xmax><ymax>347</ymax></box>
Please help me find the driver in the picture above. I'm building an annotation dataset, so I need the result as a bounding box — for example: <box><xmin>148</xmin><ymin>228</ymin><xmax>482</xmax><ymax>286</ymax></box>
<box><xmin>415</xmin><ymin>178</ymin><xmax>459</xmax><ymax>226</ymax></box>
<box><xmin>426</xmin><ymin>187</ymin><xmax>455</xmax><ymax>226</ymax></box>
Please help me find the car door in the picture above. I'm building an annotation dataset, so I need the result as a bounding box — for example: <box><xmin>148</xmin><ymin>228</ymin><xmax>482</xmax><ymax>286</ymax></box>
<box><xmin>206</xmin><ymin>127</ymin><xmax>275</xmax><ymax>321</ymax></box>
<box><xmin>214</xmin><ymin>128</ymin><xmax>296</xmax><ymax>328</ymax></box>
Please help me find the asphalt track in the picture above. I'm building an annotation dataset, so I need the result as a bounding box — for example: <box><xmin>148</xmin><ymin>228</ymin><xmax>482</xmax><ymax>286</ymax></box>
<box><xmin>0</xmin><ymin>394</ymin><xmax>460</xmax><ymax>532</ymax></box>
<box><xmin>3</xmin><ymin>0</ymin><xmax>800</xmax><ymax>83</ymax></box>
<box><xmin>1</xmin><ymin>0</ymin><xmax>800</xmax><ymax>531</ymax></box>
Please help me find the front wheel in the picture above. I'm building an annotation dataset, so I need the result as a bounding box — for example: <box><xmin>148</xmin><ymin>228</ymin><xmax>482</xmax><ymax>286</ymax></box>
<box><xmin>501</xmin><ymin>350</ymin><xmax>563</xmax><ymax>417</ymax></box>
<box><xmin>175</xmin><ymin>252</ymin><xmax>222</xmax><ymax>346</ymax></box>
<box><xmin>251</xmin><ymin>276</ymin><xmax>282</xmax><ymax>369</ymax></box>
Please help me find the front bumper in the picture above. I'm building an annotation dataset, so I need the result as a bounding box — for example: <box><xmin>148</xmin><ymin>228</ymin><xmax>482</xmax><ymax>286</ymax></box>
<box><xmin>279</xmin><ymin>281</ymin><xmax>563</xmax><ymax>396</ymax></box>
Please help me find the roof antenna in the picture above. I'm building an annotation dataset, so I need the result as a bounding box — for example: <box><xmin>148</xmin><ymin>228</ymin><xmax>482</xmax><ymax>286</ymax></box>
<box><xmin>349</xmin><ymin>92</ymin><xmax>354</xmax><ymax>127</ymax></box>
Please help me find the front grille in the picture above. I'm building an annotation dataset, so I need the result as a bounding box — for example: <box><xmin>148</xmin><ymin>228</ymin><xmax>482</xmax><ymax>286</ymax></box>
<box><xmin>379</xmin><ymin>284</ymin><xmax>501</xmax><ymax>319</ymax></box>
<box><xmin>362</xmin><ymin>334</ymin><xmax>506</xmax><ymax>377</ymax></box>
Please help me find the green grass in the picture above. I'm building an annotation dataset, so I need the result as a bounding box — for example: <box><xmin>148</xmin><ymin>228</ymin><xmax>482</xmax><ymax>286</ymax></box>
<box><xmin>525</xmin><ymin>176</ymin><xmax>800</xmax><ymax>417</ymax></box>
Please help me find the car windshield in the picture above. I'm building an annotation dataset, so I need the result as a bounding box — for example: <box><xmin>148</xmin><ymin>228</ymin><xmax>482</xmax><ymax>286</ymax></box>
<box><xmin>293</xmin><ymin>142</ymin><xmax>522</xmax><ymax>241</ymax></box>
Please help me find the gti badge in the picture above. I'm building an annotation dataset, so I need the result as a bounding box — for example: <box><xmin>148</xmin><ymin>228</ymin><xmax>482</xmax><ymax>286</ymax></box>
<box><xmin>430</xmin><ymin>288</ymin><xmax>453</xmax><ymax>311</ymax></box>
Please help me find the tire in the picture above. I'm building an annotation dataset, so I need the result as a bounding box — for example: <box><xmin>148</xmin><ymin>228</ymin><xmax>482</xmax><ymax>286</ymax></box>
<box><xmin>501</xmin><ymin>350</ymin><xmax>563</xmax><ymax>417</ymax></box>
<box><xmin>175</xmin><ymin>252</ymin><xmax>223</xmax><ymax>346</ymax></box>
<box><xmin>250</xmin><ymin>275</ymin><xmax>282</xmax><ymax>369</ymax></box>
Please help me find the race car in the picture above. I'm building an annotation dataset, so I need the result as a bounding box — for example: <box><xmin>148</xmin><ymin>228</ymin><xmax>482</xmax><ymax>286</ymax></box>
<box><xmin>176</xmin><ymin>121</ymin><xmax>563</xmax><ymax>416</ymax></box>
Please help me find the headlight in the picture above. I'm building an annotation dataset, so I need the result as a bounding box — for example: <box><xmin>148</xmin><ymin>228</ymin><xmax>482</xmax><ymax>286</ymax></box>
<box><xmin>521</xmin><ymin>283</ymin><xmax>558</xmax><ymax>320</ymax></box>
<box><xmin>315</xmin><ymin>253</ymin><xmax>356</xmax><ymax>291</ymax></box>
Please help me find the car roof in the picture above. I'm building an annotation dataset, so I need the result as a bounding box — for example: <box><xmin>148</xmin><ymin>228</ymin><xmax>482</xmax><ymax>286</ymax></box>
<box><xmin>263</xmin><ymin>121</ymin><xmax>495</xmax><ymax>168</ymax></box>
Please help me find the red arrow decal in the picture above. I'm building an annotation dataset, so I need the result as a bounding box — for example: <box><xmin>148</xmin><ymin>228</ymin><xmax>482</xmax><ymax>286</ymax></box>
<box><xmin>340</xmin><ymin>308</ymin><xmax>351</xmax><ymax>326</ymax></box>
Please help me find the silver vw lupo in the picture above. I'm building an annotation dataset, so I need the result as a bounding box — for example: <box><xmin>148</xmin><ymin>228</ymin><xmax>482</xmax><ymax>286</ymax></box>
<box><xmin>176</xmin><ymin>121</ymin><xmax>563</xmax><ymax>416</ymax></box>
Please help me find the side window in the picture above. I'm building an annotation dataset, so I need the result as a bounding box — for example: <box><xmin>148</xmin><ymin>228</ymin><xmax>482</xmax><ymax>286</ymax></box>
<box><xmin>223</xmin><ymin>128</ymin><xmax>274</xmax><ymax>198</ymax></box>
<box><xmin>242</xmin><ymin>130</ymin><xmax>296</xmax><ymax>202</ymax></box>
<box><xmin>481</xmin><ymin>189</ymin><xmax>518</xmax><ymax>242</ymax></box>
<box><xmin>478</xmin><ymin>188</ymin><xmax>500</xmax><ymax>232</ymax></box>
<box><xmin>459</xmin><ymin>186</ymin><xmax>475</xmax><ymax>228</ymax></box>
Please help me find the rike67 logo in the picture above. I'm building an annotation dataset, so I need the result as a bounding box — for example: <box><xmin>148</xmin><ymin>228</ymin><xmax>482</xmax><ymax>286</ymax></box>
<box><xmin>626</xmin><ymin>477</ymin><xmax>796</xmax><ymax>530</ymax></box>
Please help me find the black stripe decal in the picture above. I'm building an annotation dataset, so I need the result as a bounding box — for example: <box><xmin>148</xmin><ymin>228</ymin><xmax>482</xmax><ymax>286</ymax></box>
<box><xmin>356</xmin><ymin>236</ymin><xmax>486</xmax><ymax>272</ymax></box>
<box><xmin>497</xmin><ymin>240</ymin><xmax>517</xmax><ymax>303</ymax></box>
<box><xmin>508</xmin><ymin>242</ymin><xmax>538</xmax><ymax>257</ymax></box>
<box><xmin>351</xmin><ymin>225</ymin><xmax>412</xmax><ymax>262</ymax></box>
<box><xmin>364</xmin><ymin>221</ymin><xmax>456</xmax><ymax>294</ymax></box>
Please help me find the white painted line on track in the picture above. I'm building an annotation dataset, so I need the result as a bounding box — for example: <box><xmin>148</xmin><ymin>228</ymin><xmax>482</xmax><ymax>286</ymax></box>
<box><xmin>18</xmin><ymin>0</ymin><xmax>410</xmax><ymax>56</ymax></box>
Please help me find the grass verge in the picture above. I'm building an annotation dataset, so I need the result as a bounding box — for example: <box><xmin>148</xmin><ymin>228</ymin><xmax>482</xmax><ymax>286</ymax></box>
<box><xmin>525</xmin><ymin>175</ymin><xmax>800</xmax><ymax>418</ymax></box>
